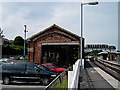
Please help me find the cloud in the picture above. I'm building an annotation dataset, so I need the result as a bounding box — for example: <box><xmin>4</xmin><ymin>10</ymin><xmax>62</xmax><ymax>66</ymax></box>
<box><xmin>45</xmin><ymin>3</ymin><xmax>80</xmax><ymax>34</ymax></box>
<box><xmin>2</xmin><ymin>2</ymin><xmax>118</xmax><ymax>48</ymax></box>
<box><xmin>83</xmin><ymin>2</ymin><xmax>118</xmax><ymax>47</ymax></box>
<box><xmin>2</xmin><ymin>3</ymin><xmax>31</xmax><ymax>39</ymax></box>
<box><xmin>2</xmin><ymin>2</ymin><xmax>81</xmax><ymax>40</ymax></box>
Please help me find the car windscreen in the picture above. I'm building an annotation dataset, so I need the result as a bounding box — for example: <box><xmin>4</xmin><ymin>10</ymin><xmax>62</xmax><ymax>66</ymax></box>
<box><xmin>39</xmin><ymin>65</ymin><xmax>50</xmax><ymax>71</ymax></box>
<box><xmin>46</xmin><ymin>65</ymin><xmax>55</xmax><ymax>69</ymax></box>
<box><xmin>53</xmin><ymin>64</ymin><xmax>59</xmax><ymax>68</ymax></box>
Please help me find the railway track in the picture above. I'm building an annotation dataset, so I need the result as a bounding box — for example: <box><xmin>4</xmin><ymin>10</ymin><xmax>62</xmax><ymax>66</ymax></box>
<box><xmin>92</xmin><ymin>58</ymin><xmax>120</xmax><ymax>81</ymax></box>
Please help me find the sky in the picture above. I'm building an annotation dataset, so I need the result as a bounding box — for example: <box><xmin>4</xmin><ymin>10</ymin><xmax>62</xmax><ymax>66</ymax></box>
<box><xmin>1</xmin><ymin>1</ymin><xmax>118</xmax><ymax>49</ymax></box>
<box><xmin>118</xmin><ymin>2</ymin><xmax>120</xmax><ymax>51</ymax></box>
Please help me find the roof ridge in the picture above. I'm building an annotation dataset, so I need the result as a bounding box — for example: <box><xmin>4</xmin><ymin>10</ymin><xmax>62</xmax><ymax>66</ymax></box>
<box><xmin>27</xmin><ymin>24</ymin><xmax>80</xmax><ymax>41</ymax></box>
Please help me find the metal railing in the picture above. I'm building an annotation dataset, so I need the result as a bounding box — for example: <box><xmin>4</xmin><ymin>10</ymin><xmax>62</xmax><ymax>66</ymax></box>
<box><xmin>45</xmin><ymin>59</ymin><xmax>84</xmax><ymax>89</ymax></box>
<box><xmin>44</xmin><ymin>70</ymin><xmax>67</xmax><ymax>90</ymax></box>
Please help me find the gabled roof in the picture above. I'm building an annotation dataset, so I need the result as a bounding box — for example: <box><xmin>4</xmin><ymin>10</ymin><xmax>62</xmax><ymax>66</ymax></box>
<box><xmin>27</xmin><ymin>24</ymin><xmax>81</xmax><ymax>42</ymax></box>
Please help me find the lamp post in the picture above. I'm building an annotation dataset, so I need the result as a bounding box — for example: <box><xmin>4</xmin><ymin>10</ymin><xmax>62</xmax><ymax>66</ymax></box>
<box><xmin>0</xmin><ymin>27</ymin><xmax>3</xmax><ymax>59</ymax></box>
<box><xmin>80</xmin><ymin>2</ymin><xmax>98</xmax><ymax>65</ymax></box>
<box><xmin>24</xmin><ymin>25</ymin><xmax>28</xmax><ymax>58</ymax></box>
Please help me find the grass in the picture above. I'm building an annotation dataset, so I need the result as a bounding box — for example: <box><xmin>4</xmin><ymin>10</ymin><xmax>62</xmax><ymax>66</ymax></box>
<box><xmin>54</xmin><ymin>75</ymin><xmax>68</xmax><ymax>89</ymax></box>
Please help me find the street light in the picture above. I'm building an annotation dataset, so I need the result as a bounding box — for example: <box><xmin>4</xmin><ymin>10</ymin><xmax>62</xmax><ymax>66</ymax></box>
<box><xmin>24</xmin><ymin>25</ymin><xmax>28</xmax><ymax>58</ymax></box>
<box><xmin>0</xmin><ymin>27</ymin><xmax>3</xmax><ymax>59</ymax></box>
<box><xmin>80</xmin><ymin>2</ymin><xmax>98</xmax><ymax>66</ymax></box>
<box><xmin>82</xmin><ymin>2</ymin><xmax>98</xmax><ymax>5</ymax></box>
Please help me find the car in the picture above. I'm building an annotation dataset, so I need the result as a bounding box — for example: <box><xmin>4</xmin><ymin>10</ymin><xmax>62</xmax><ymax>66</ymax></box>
<box><xmin>42</xmin><ymin>63</ymin><xmax>67</xmax><ymax>73</ymax></box>
<box><xmin>0</xmin><ymin>61</ymin><xmax>7</xmax><ymax>64</ymax></box>
<box><xmin>1</xmin><ymin>61</ymin><xmax>57</xmax><ymax>85</ymax></box>
<box><xmin>0</xmin><ymin>58</ymin><xmax>8</xmax><ymax>61</ymax></box>
<box><xmin>0</xmin><ymin>58</ymin><xmax>8</xmax><ymax>64</ymax></box>
<box><xmin>38</xmin><ymin>65</ymin><xmax>58</xmax><ymax>74</ymax></box>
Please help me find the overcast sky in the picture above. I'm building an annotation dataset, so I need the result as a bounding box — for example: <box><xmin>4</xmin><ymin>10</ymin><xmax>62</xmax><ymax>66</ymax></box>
<box><xmin>1</xmin><ymin>2</ymin><xmax>118</xmax><ymax>49</ymax></box>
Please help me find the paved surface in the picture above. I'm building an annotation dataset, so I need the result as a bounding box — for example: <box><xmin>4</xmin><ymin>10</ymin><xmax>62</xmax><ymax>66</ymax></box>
<box><xmin>0</xmin><ymin>81</ymin><xmax>46</xmax><ymax>90</ymax></box>
<box><xmin>90</xmin><ymin>60</ymin><xmax>119</xmax><ymax>89</ymax></box>
<box><xmin>80</xmin><ymin>59</ymin><xmax>115</xmax><ymax>89</ymax></box>
<box><xmin>79</xmin><ymin>68</ymin><xmax>90</xmax><ymax>88</ymax></box>
<box><xmin>107</xmin><ymin>60</ymin><xmax>120</xmax><ymax>65</ymax></box>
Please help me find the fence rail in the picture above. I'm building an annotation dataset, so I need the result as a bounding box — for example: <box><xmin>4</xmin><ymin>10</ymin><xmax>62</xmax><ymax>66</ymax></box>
<box><xmin>45</xmin><ymin>59</ymin><xmax>84</xmax><ymax>89</ymax></box>
<box><xmin>44</xmin><ymin>70</ymin><xmax>67</xmax><ymax>90</ymax></box>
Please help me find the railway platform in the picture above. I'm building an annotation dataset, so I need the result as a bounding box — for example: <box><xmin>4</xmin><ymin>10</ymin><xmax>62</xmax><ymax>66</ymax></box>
<box><xmin>79</xmin><ymin>59</ymin><xmax>120</xmax><ymax>90</ymax></box>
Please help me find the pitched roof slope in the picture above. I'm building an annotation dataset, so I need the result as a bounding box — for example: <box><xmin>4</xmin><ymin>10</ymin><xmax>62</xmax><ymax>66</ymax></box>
<box><xmin>27</xmin><ymin>24</ymin><xmax>81</xmax><ymax>41</ymax></box>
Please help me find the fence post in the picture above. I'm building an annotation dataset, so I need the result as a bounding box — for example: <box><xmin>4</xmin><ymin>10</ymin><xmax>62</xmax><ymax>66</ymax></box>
<box><xmin>68</xmin><ymin>71</ymin><xmax>73</xmax><ymax>88</ymax></box>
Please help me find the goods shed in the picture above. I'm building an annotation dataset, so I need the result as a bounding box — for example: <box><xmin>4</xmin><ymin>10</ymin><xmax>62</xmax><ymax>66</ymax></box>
<box><xmin>27</xmin><ymin>24</ymin><xmax>84</xmax><ymax>66</ymax></box>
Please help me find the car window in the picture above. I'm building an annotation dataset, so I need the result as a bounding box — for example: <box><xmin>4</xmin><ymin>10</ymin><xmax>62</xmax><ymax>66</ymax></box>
<box><xmin>39</xmin><ymin>65</ymin><xmax>50</xmax><ymax>71</ymax></box>
<box><xmin>27</xmin><ymin>64</ymin><xmax>37</xmax><ymax>71</ymax></box>
<box><xmin>46</xmin><ymin>65</ymin><xmax>54</xmax><ymax>69</ymax></box>
<box><xmin>27</xmin><ymin>66</ymin><xmax>36</xmax><ymax>71</ymax></box>
<box><xmin>27</xmin><ymin>62</ymin><xmax>36</xmax><ymax>66</ymax></box>
<box><xmin>2</xmin><ymin>61</ymin><xmax>7</xmax><ymax>63</ymax></box>
<box><xmin>2</xmin><ymin>63</ymin><xmax>25</xmax><ymax>71</ymax></box>
<box><xmin>2</xmin><ymin>64</ymin><xmax>13</xmax><ymax>70</ymax></box>
<box><xmin>14</xmin><ymin>64</ymin><xmax>25</xmax><ymax>70</ymax></box>
<box><xmin>39</xmin><ymin>65</ymin><xmax>46</xmax><ymax>70</ymax></box>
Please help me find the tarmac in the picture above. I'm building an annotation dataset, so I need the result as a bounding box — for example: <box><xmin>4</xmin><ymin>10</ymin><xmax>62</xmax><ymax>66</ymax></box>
<box><xmin>79</xmin><ymin>59</ymin><xmax>120</xmax><ymax>90</ymax></box>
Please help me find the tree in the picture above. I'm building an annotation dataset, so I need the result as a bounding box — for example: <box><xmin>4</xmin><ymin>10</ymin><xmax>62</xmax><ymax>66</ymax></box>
<box><xmin>90</xmin><ymin>50</ymin><xmax>102</xmax><ymax>56</ymax></box>
<box><xmin>13</xmin><ymin>36</ymin><xmax>24</xmax><ymax>46</ymax></box>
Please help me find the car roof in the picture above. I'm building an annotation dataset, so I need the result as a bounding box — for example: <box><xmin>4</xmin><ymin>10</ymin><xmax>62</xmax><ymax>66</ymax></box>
<box><xmin>4</xmin><ymin>60</ymin><xmax>35</xmax><ymax>65</ymax></box>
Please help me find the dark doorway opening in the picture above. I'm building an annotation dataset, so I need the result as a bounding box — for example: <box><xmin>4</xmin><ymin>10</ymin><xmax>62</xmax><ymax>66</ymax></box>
<box><xmin>41</xmin><ymin>45</ymin><xmax>79</xmax><ymax>67</ymax></box>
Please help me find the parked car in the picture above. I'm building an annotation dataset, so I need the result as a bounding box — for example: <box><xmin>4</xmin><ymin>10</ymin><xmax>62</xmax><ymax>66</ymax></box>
<box><xmin>38</xmin><ymin>65</ymin><xmax>58</xmax><ymax>74</ymax></box>
<box><xmin>1</xmin><ymin>61</ymin><xmax>57</xmax><ymax>85</ymax></box>
<box><xmin>0</xmin><ymin>58</ymin><xmax>8</xmax><ymax>64</ymax></box>
<box><xmin>42</xmin><ymin>63</ymin><xmax>67</xmax><ymax>73</ymax></box>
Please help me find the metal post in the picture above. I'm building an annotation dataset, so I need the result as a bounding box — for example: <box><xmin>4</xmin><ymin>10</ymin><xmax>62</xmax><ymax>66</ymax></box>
<box><xmin>81</xmin><ymin>4</ymin><xmax>83</xmax><ymax>66</ymax></box>
<box><xmin>0</xmin><ymin>36</ymin><xmax>2</xmax><ymax>59</ymax></box>
<box><xmin>24</xmin><ymin>25</ymin><xmax>27</xmax><ymax>58</ymax></box>
<box><xmin>80</xmin><ymin>2</ymin><xmax>98</xmax><ymax>65</ymax></box>
<box><xmin>80</xmin><ymin>2</ymin><xmax>98</xmax><ymax>82</ymax></box>
<box><xmin>0</xmin><ymin>28</ymin><xmax>3</xmax><ymax>59</ymax></box>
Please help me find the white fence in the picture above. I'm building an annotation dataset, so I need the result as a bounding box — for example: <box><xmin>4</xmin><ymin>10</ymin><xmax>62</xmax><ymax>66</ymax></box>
<box><xmin>68</xmin><ymin>59</ymin><xmax>84</xmax><ymax>89</ymax></box>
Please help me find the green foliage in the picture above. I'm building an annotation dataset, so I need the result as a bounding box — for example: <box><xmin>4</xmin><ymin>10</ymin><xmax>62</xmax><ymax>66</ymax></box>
<box><xmin>13</xmin><ymin>36</ymin><xmax>24</xmax><ymax>46</ymax></box>
<box><xmin>89</xmin><ymin>50</ymin><xmax>102</xmax><ymax>56</ymax></box>
<box><xmin>2</xmin><ymin>44</ymin><xmax>24</xmax><ymax>55</ymax></box>
<box><xmin>2</xmin><ymin>36</ymin><xmax>28</xmax><ymax>57</ymax></box>
<box><xmin>23</xmin><ymin>57</ymin><xmax>28</xmax><ymax>60</ymax></box>
<box><xmin>14</xmin><ymin>55</ymin><xmax>20</xmax><ymax>60</ymax></box>
<box><xmin>54</xmin><ymin>75</ymin><xmax>68</xmax><ymax>89</ymax></box>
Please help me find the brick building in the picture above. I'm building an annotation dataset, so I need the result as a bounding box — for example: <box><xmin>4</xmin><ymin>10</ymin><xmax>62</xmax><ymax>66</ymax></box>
<box><xmin>27</xmin><ymin>24</ymin><xmax>84</xmax><ymax>66</ymax></box>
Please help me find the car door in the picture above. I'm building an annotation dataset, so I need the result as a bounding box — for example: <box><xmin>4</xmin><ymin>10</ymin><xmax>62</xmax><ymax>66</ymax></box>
<box><xmin>25</xmin><ymin>62</ymin><xmax>40</xmax><ymax>82</ymax></box>
<box><xmin>9</xmin><ymin>63</ymin><xmax>26</xmax><ymax>82</ymax></box>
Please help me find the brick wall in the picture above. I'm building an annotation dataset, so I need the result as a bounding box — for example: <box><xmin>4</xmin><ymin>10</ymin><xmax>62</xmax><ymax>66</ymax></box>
<box><xmin>28</xmin><ymin>32</ymin><xmax>79</xmax><ymax>63</ymax></box>
<box><xmin>28</xmin><ymin>27</ymin><xmax>82</xmax><ymax>64</ymax></box>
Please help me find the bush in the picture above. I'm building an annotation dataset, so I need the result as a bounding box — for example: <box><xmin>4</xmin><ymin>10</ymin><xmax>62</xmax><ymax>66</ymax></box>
<box><xmin>14</xmin><ymin>56</ymin><xmax>20</xmax><ymax>60</ymax></box>
<box><xmin>23</xmin><ymin>57</ymin><xmax>28</xmax><ymax>60</ymax></box>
